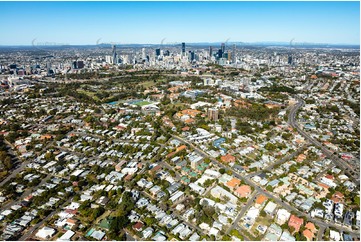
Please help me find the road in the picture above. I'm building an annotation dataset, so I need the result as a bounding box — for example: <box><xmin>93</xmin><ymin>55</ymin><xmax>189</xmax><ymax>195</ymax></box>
<box><xmin>124</xmin><ymin>229</ymin><xmax>137</xmax><ymax>241</ymax></box>
<box><xmin>246</xmin><ymin>144</ymin><xmax>308</xmax><ymax>178</ymax></box>
<box><xmin>314</xmin><ymin>164</ymin><xmax>334</xmax><ymax>181</ymax></box>
<box><xmin>287</xmin><ymin>97</ymin><xmax>359</xmax><ymax>184</ymax></box>
<box><xmin>140</xmin><ymin>191</ymin><xmax>206</xmax><ymax>237</ymax></box>
<box><xmin>226</xmin><ymin>190</ymin><xmax>258</xmax><ymax>234</ymax></box>
<box><xmin>317</xmin><ymin>225</ymin><xmax>326</xmax><ymax>241</ymax></box>
<box><xmin>19</xmin><ymin>196</ymin><xmax>73</xmax><ymax>241</ymax></box>
<box><xmin>170</xmin><ymin>134</ymin><xmax>360</xmax><ymax>236</ymax></box>
<box><xmin>0</xmin><ymin>130</ymin><xmax>73</xmax><ymax>187</ymax></box>
<box><xmin>0</xmin><ymin>173</ymin><xmax>52</xmax><ymax>211</ymax></box>
<box><xmin>0</xmin><ymin>139</ymin><xmax>27</xmax><ymax>187</ymax></box>
<box><xmin>159</xmin><ymin>161</ymin><xmax>182</xmax><ymax>180</ymax></box>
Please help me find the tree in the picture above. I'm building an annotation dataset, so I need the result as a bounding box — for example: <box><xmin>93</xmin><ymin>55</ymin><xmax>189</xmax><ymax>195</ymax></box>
<box><xmin>44</xmin><ymin>152</ymin><xmax>53</xmax><ymax>161</ymax></box>
<box><xmin>204</xmin><ymin>179</ymin><xmax>214</xmax><ymax>187</ymax></box>
<box><xmin>203</xmin><ymin>206</ymin><xmax>216</xmax><ymax>217</ymax></box>
<box><xmin>3</xmin><ymin>156</ymin><xmax>12</xmax><ymax>170</ymax></box>
<box><xmin>144</xmin><ymin>217</ymin><xmax>157</xmax><ymax>226</ymax></box>
<box><xmin>266</xmin><ymin>185</ymin><xmax>273</xmax><ymax>192</ymax></box>
<box><xmin>110</xmin><ymin>216</ymin><xmax>130</xmax><ymax>234</ymax></box>
<box><xmin>222</xmin><ymin>235</ymin><xmax>232</xmax><ymax>241</ymax></box>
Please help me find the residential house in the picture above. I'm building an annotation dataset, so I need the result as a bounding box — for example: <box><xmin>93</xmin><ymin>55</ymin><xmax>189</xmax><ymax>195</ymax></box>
<box><xmin>221</xmin><ymin>154</ymin><xmax>236</xmax><ymax>163</ymax></box>
<box><xmin>226</xmin><ymin>178</ymin><xmax>241</xmax><ymax>190</ymax></box>
<box><xmin>234</xmin><ymin>185</ymin><xmax>252</xmax><ymax>198</ymax></box>
<box><xmin>288</xmin><ymin>215</ymin><xmax>304</xmax><ymax>232</ymax></box>
<box><xmin>255</xmin><ymin>194</ymin><xmax>268</xmax><ymax>208</ymax></box>
<box><xmin>36</xmin><ymin>226</ymin><xmax>56</xmax><ymax>240</ymax></box>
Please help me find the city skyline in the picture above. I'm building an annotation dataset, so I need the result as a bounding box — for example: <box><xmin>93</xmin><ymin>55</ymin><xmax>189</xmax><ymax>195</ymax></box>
<box><xmin>0</xmin><ymin>1</ymin><xmax>359</xmax><ymax>46</ymax></box>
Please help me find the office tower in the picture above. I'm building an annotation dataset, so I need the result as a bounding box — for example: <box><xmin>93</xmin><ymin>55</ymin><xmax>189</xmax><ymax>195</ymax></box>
<box><xmin>164</xmin><ymin>50</ymin><xmax>170</xmax><ymax>56</ymax></box>
<box><xmin>288</xmin><ymin>55</ymin><xmax>293</xmax><ymax>65</ymax></box>
<box><xmin>221</xmin><ymin>43</ymin><xmax>225</xmax><ymax>54</ymax></box>
<box><xmin>105</xmin><ymin>55</ymin><xmax>112</xmax><ymax>64</ymax></box>
<box><xmin>47</xmin><ymin>61</ymin><xmax>51</xmax><ymax>74</ymax></box>
<box><xmin>72</xmin><ymin>61</ymin><xmax>77</xmax><ymax>69</ymax></box>
<box><xmin>77</xmin><ymin>61</ymin><xmax>84</xmax><ymax>69</ymax></box>
<box><xmin>232</xmin><ymin>44</ymin><xmax>236</xmax><ymax>63</ymax></box>
<box><xmin>227</xmin><ymin>51</ymin><xmax>232</xmax><ymax>61</ymax></box>
<box><xmin>155</xmin><ymin>48</ymin><xmax>161</xmax><ymax>56</ymax></box>
<box><xmin>209</xmin><ymin>46</ymin><xmax>213</xmax><ymax>57</ymax></box>
<box><xmin>275</xmin><ymin>55</ymin><xmax>280</xmax><ymax>63</ymax></box>
<box><xmin>208</xmin><ymin>108</ymin><xmax>219</xmax><ymax>121</ymax></box>
<box><xmin>190</xmin><ymin>51</ymin><xmax>195</xmax><ymax>61</ymax></box>
<box><xmin>141</xmin><ymin>48</ymin><xmax>146</xmax><ymax>60</ymax></box>
<box><xmin>217</xmin><ymin>49</ymin><xmax>223</xmax><ymax>59</ymax></box>
<box><xmin>112</xmin><ymin>45</ymin><xmax>117</xmax><ymax>64</ymax></box>
<box><xmin>182</xmin><ymin>42</ymin><xmax>185</xmax><ymax>56</ymax></box>
<box><xmin>218</xmin><ymin>58</ymin><xmax>227</xmax><ymax>65</ymax></box>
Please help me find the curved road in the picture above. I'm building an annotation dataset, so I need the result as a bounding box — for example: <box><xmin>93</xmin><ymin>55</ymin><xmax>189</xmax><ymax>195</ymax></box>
<box><xmin>288</xmin><ymin>97</ymin><xmax>359</xmax><ymax>185</ymax></box>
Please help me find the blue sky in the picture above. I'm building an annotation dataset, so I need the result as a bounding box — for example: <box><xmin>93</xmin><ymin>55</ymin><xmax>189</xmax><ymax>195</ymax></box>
<box><xmin>0</xmin><ymin>1</ymin><xmax>359</xmax><ymax>45</ymax></box>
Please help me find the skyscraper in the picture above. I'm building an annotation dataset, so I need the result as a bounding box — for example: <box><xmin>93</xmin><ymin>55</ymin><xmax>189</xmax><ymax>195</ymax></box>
<box><xmin>221</xmin><ymin>43</ymin><xmax>225</xmax><ymax>54</ymax></box>
<box><xmin>112</xmin><ymin>45</ymin><xmax>117</xmax><ymax>64</ymax></box>
<box><xmin>227</xmin><ymin>51</ymin><xmax>232</xmax><ymax>61</ymax></box>
<box><xmin>105</xmin><ymin>55</ymin><xmax>112</xmax><ymax>64</ymax></box>
<box><xmin>288</xmin><ymin>55</ymin><xmax>293</xmax><ymax>65</ymax></box>
<box><xmin>142</xmin><ymin>48</ymin><xmax>146</xmax><ymax>60</ymax></box>
<box><xmin>209</xmin><ymin>46</ymin><xmax>213</xmax><ymax>57</ymax></box>
<box><xmin>155</xmin><ymin>48</ymin><xmax>161</xmax><ymax>56</ymax></box>
<box><xmin>217</xmin><ymin>49</ymin><xmax>223</xmax><ymax>59</ymax></box>
<box><xmin>232</xmin><ymin>44</ymin><xmax>236</xmax><ymax>63</ymax></box>
<box><xmin>77</xmin><ymin>61</ymin><xmax>84</xmax><ymax>69</ymax></box>
<box><xmin>72</xmin><ymin>61</ymin><xmax>77</xmax><ymax>69</ymax></box>
<box><xmin>189</xmin><ymin>51</ymin><xmax>195</xmax><ymax>62</ymax></box>
<box><xmin>182</xmin><ymin>42</ymin><xmax>185</xmax><ymax>56</ymax></box>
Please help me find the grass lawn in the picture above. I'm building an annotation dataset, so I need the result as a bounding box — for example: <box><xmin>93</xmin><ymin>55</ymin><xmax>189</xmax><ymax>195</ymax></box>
<box><xmin>141</xmin><ymin>80</ymin><xmax>157</xmax><ymax>88</ymax></box>
<box><xmin>250</xmin><ymin>215</ymin><xmax>274</xmax><ymax>236</ymax></box>
<box><xmin>141</xmin><ymin>79</ymin><xmax>166</xmax><ymax>88</ymax></box>
<box><xmin>135</xmin><ymin>101</ymin><xmax>152</xmax><ymax>106</ymax></box>
<box><xmin>76</xmin><ymin>89</ymin><xmax>100</xmax><ymax>101</ymax></box>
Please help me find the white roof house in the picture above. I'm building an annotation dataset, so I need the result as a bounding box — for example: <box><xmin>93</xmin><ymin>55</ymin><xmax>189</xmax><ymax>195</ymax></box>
<box><xmin>210</xmin><ymin>186</ymin><xmax>238</xmax><ymax>204</ymax></box>
<box><xmin>57</xmin><ymin>230</ymin><xmax>75</xmax><ymax>241</ymax></box>
<box><xmin>330</xmin><ymin>230</ymin><xmax>341</xmax><ymax>241</ymax></box>
<box><xmin>36</xmin><ymin>226</ymin><xmax>56</xmax><ymax>240</ymax></box>
<box><xmin>264</xmin><ymin>201</ymin><xmax>277</xmax><ymax>215</ymax></box>
<box><xmin>276</xmin><ymin>209</ymin><xmax>291</xmax><ymax>225</ymax></box>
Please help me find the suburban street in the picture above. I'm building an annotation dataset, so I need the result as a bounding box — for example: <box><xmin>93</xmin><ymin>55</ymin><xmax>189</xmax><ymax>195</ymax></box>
<box><xmin>226</xmin><ymin>190</ymin><xmax>258</xmax><ymax>234</ymax></box>
<box><xmin>170</xmin><ymin>134</ymin><xmax>360</xmax><ymax>236</ymax></box>
<box><xmin>19</xmin><ymin>196</ymin><xmax>74</xmax><ymax>241</ymax></box>
<box><xmin>287</xmin><ymin>97</ymin><xmax>359</xmax><ymax>184</ymax></box>
<box><xmin>246</xmin><ymin>144</ymin><xmax>308</xmax><ymax>178</ymax></box>
<box><xmin>0</xmin><ymin>173</ymin><xmax>52</xmax><ymax>211</ymax></box>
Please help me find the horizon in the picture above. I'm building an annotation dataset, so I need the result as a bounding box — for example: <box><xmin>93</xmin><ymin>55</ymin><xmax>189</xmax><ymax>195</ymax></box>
<box><xmin>0</xmin><ymin>40</ymin><xmax>360</xmax><ymax>48</ymax></box>
<box><xmin>0</xmin><ymin>1</ymin><xmax>359</xmax><ymax>46</ymax></box>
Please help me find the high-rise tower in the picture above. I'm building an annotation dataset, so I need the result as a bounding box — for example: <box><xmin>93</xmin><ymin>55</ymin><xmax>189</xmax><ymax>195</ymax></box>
<box><xmin>221</xmin><ymin>43</ymin><xmax>225</xmax><ymax>54</ymax></box>
<box><xmin>232</xmin><ymin>44</ymin><xmax>236</xmax><ymax>63</ymax></box>
<box><xmin>181</xmin><ymin>42</ymin><xmax>185</xmax><ymax>56</ymax></box>
<box><xmin>112</xmin><ymin>45</ymin><xmax>117</xmax><ymax>64</ymax></box>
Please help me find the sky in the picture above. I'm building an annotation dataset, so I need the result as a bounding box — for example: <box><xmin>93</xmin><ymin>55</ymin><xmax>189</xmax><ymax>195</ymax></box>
<box><xmin>0</xmin><ymin>1</ymin><xmax>359</xmax><ymax>45</ymax></box>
